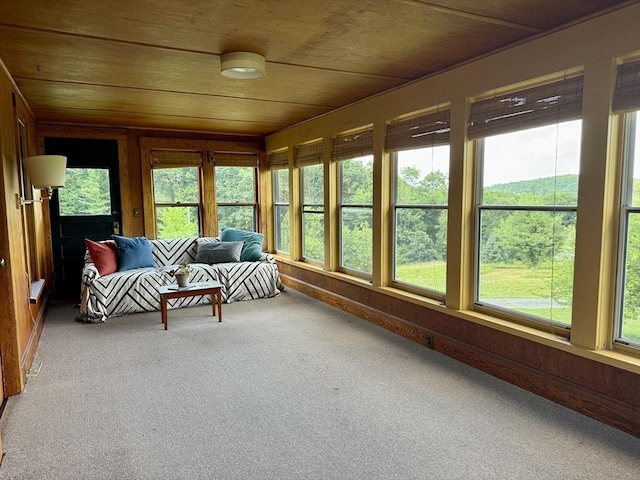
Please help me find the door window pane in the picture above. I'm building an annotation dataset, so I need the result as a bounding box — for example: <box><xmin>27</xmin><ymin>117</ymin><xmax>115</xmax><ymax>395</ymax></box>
<box><xmin>59</xmin><ymin>168</ymin><xmax>111</xmax><ymax>216</ymax></box>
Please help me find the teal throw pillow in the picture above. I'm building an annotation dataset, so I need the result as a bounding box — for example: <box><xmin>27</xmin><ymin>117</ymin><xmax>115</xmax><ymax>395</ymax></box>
<box><xmin>112</xmin><ymin>235</ymin><xmax>154</xmax><ymax>271</ymax></box>
<box><xmin>219</xmin><ymin>228</ymin><xmax>264</xmax><ymax>261</ymax></box>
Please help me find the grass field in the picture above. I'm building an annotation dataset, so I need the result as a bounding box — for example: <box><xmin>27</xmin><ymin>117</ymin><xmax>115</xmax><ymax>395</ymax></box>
<box><xmin>396</xmin><ymin>261</ymin><xmax>640</xmax><ymax>343</ymax></box>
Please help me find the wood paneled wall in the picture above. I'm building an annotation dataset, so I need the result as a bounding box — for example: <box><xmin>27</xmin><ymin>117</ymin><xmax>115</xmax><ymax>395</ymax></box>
<box><xmin>0</xmin><ymin>59</ymin><xmax>47</xmax><ymax>399</ymax></box>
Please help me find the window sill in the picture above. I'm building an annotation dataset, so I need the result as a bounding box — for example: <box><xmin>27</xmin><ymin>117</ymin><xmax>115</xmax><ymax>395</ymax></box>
<box><xmin>29</xmin><ymin>279</ymin><xmax>45</xmax><ymax>304</ymax></box>
<box><xmin>274</xmin><ymin>255</ymin><xmax>640</xmax><ymax>374</ymax></box>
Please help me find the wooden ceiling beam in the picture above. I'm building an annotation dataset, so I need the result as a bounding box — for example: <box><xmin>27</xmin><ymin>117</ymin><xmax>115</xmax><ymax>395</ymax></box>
<box><xmin>404</xmin><ymin>0</ymin><xmax>544</xmax><ymax>32</ymax></box>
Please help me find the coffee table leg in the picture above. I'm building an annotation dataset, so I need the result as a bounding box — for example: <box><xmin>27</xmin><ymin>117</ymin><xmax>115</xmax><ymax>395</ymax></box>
<box><xmin>217</xmin><ymin>289</ymin><xmax>222</xmax><ymax>322</ymax></box>
<box><xmin>161</xmin><ymin>295</ymin><xmax>168</xmax><ymax>330</ymax></box>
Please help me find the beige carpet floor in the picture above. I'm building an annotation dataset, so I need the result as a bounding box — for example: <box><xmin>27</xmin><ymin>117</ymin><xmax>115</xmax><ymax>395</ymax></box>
<box><xmin>0</xmin><ymin>289</ymin><xmax>638</xmax><ymax>480</ymax></box>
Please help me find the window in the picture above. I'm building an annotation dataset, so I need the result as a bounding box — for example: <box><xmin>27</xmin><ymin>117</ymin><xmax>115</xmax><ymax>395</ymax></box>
<box><xmin>614</xmin><ymin>59</ymin><xmax>640</xmax><ymax>348</ymax></box>
<box><xmin>387</xmin><ymin>109</ymin><xmax>450</xmax><ymax>294</ymax></box>
<box><xmin>469</xmin><ymin>76</ymin><xmax>583</xmax><ymax>328</ymax></box>
<box><xmin>268</xmin><ymin>149</ymin><xmax>290</xmax><ymax>253</ymax></box>
<box><xmin>296</xmin><ymin>140</ymin><xmax>324</xmax><ymax>263</ymax></box>
<box><xmin>333</xmin><ymin>128</ymin><xmax>374</xmax><ymax>276</ymax></box>
<box><xmin>213</xmin><ymin>152</ymin><xmax>259</xmax><ymax>231</ymax></box>
<box><xmin>301</xmin><ymin>164</ymin><xmax>325</xmax><ymax>263</ymax></box>
<box><xmin>59</xmin><ymin>168</ymin><xmax>111</xmax><ymax>216</ymax></box>
<box><xmin>151</xmin><ymin>150</ymin><xmax>202</xmax><ymax>239</ymax></box>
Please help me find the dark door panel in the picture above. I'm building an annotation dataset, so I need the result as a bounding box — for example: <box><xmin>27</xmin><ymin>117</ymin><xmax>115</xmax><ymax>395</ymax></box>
<box><xmin>46</xmin><ymin>138</ymin><xmax>121</xmax><ymax>300</ymax></box>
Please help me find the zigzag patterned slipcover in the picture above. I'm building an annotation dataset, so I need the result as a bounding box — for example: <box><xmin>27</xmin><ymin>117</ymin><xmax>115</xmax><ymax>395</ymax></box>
<box><xmin>78</xmin><ymin>237</ymin><xmax>282</xmax><ymax>322</ymax></box>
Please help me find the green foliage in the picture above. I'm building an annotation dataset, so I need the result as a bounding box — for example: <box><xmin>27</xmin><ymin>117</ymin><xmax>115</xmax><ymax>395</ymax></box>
<box><xmin>215</xmin><ymin>167</ymin><xmax>257</xmax><ymax>230</ymax></box>
<box><xmin>484</xmin><ymin>174</ymin><xmax>578</xmax><ymax>205</ymax></box>
<box><xmin>491</xmin><ymin>211</ymin><xmax>569</xmax><ymax>267</ymax></box>
<box><xmin>302</xmin><ymin>165</ymin><xmax>325</xmax><ymax>261</ymax></box>
<box><xmin>153</xmin><ymin>167</ymin><xmax>198</xmax><ymax>203</ymax></box>
<box><xmin>156</xmin><ymin>206</ymin><xmax>199</xmax><ymax>239</ymax></box>
<box><xmin>59</xmin><ymin>168</ymin><xmax>111</xmax><ymax>215</ymax></box>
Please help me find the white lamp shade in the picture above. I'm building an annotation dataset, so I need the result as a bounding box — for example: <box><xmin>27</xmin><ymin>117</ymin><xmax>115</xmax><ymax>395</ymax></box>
<box><xmin>220</xmin><ymin>52</ymin><xmax>265</xmax><ymax>79</ymax></box>
<box><xmin>23</xmin><ymin>155</ymin><xmax>67</xmax><ymax>189</ymax></box>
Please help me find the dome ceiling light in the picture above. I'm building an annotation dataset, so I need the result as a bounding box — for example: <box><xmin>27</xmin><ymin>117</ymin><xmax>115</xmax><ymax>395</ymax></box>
<box><xmin>220</xmin><ymin>52</ymin><xmax>265</xmax><ymax>79</ymax></box>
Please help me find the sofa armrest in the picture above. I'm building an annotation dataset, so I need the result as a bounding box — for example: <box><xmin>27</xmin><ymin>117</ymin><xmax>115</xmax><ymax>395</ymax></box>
<box><xmin>81</xmin><ymin>263</ymin><xmax>101</xmax><ymax>283</ymax></box>
<box><xmin>258</xmin><ymin>252</ymin><xmax>276</xmax><ymax>264</ymax></box>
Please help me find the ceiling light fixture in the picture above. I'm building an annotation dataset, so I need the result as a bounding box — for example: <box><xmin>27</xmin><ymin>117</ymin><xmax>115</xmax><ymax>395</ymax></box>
<box><xmin>220</xmin><ymin>52</ymin><xmax>265</xmax><ymax>79</ymax></box>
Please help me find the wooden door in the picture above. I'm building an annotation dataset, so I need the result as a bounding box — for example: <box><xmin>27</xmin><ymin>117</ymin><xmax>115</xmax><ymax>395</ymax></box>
<box><xmin>46</xmin><ymin>138</ymin><xmax>122</xmax><ymax>300</ymax></box>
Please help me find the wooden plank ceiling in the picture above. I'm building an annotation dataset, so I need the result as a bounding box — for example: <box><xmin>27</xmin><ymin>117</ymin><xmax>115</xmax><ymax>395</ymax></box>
<box><xmin>0</xmin><ymin>0</ymin><xmax>632</xmax><ymax>136</ymax></box>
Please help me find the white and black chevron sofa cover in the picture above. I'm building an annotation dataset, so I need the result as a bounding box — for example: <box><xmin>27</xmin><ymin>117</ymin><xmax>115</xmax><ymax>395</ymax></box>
<box><xmin>78</xmin><ymin>237</ymin><xmax>282</xmax><ymax>323</ymax></box>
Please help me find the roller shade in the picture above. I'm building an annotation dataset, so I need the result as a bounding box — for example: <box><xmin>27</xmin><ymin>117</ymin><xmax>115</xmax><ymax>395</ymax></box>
<box><xmin>468</xmin><ymin>75</ymin><xmax>584</xmax><ymax>140</ymax></box>
<box><xmin>331</xmin><ymin>127</ymin><xmax>373</xmax><ymax>161</ymax></box>
<box><xmin>151</xmin><ymin>150</ymin><xmax>202</xmax><ymax>168</ymax></box>
<box><xmin>295</xmin><ymin>139</ymin><xmax>324</xmax><ymax>167</ymax></box>
<box><xmin>385</xmin><ymin>109</ymin><xmax>450</xmax><ymax>151</ymax></box>
<box><xmin>613</xmin><ymin>59</ymin><xmax>640</xmax><ymax>113</ymax></box>
<box><xmin>211</xmin><ymin>152</ymin><xmax>259</xmax><ymax>167</ymax></box>
<box><xmin>267</xmin><ymin>149</ymin><xmax>289</xmax><ymax>170</ymax></box>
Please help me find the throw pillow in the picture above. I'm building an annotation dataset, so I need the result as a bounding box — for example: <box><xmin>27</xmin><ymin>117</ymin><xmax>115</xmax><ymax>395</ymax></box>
<box><xmin>85</xmin><ymin>239</ymin><xmax>117</xmax><ymax>276</ymax></box>
<box><xmin>195</xmin><ymin>241</ymin><xmax>243</xmax><ymax>264</ymax></box>
<box><xmin>219</xmin><ymin>228</ymin><xmax>264</xmax><ymax>261</ymax></box>
<box><xmin>112</xmin><ymin>235</ymin><xmax>154</xmax><ymax>271</ymax></box>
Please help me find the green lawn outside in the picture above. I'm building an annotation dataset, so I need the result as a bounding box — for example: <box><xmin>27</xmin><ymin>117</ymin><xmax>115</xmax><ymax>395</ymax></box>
<box><xmin>397</xmin><ymin>261</ymin><xmax>574</xmax><ymax>324</ymax></box>
<box><xmin>396</xmin><ymin>261</ymin><xmax>640</xmax><ymax>343</ymax></box>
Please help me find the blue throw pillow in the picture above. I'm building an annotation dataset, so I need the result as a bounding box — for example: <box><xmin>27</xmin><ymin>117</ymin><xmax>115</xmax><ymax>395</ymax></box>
<box><xmin>112</xmin><ymin>235</ymin><xmax>154</xmax><ymax>271</ymax></box>
<box><xmin>219</xmin><ymin>228</ymin><xmax>264</xmax><ymax>261</ymax></box>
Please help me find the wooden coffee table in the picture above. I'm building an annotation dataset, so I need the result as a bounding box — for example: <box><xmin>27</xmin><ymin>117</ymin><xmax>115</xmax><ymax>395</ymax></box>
<box><xmin>158</xmin><ymin>281</ymin><xmax>223</xmax><ymax>330</ymax></box>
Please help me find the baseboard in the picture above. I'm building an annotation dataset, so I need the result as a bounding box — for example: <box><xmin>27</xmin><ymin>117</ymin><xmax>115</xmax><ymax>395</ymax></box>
<box><xmin>21</xmin><ymin>290</ymin><xmax>48</xmax><ymax>382</ymax></box>
<box><xmin>280</xmin><ymin>273</ymin><xmax>640</xmax><ymax>438</ymax></box>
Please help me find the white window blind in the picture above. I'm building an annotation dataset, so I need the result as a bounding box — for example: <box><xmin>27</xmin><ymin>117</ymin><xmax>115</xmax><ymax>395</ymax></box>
<box><xmin>151</xmin><ymin>150</ymin><xmax>202</xmax><ymax>168</ymax></box>
<box><xmin>385</xmin><ymin>109</ymin><xmax>451</xmax><ymax>151</ymax></box>
<box><xmin>331</xmin><ymin>127</ymin><xmax>374</xmax><ymax>161</ymax></box>
<box><xmin>267</xmin><ymin>149</ymin><xmax>289</xmax><ymax>170</ymax></box>
<box><xmin>468</xmin><ymin>75</ymin><xmax>584</xmax><ymax>140</ymax></box>
<box><xmin>613</xmin><ymin>59</ymin><xmax>640</xmax><ymax>113</ymax></box>
<box><xmin>295</xmin><ymin>139</ymin><xmax>324</xmax><ymax>167</ymax></box>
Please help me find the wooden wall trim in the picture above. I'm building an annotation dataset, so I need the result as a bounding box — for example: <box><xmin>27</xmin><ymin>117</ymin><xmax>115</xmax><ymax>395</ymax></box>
<box><xmin>21</xmin><ymin>291</ymin><xmax>48</xmax><ymax>377</ymax></box>
<box><xmin>279</xmin><ymin>270</ymin><xmax>640</xmax><ymax>438</ymax></box>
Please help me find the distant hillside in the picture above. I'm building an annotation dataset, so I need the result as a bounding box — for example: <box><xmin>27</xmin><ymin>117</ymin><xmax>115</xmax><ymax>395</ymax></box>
<box><xmin>486</xmin><ymin>174</ymin><xmax>578</xmax><ymax>197</ymax></box>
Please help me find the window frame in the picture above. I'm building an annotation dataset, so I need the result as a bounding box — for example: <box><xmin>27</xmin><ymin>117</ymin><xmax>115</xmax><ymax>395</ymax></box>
<box><xmin>301</xmin><ymin>163</ymin><xmax>325</xmax><ymax>264</ymax></box>
<box><xmin>390</xmin><ymin>147</ymin><xmax>450</xmax><ymax>299</ymax></box>
<box><xmin>338</xmin><ymin>155</ymin><xmax>374</xmax><ymax>278</ymax></box>
<box><xmin>215</xmin><ymin>164</ymin><xmax>259</xmax><ymax>232</ymax></box>
<box><xmin>615</xmin><ymin>111</ymin><xmax>640</xmax><ymax>350</ymax></box>
<box><xmin>152</xmin><ymin>164</ymin><xmax>203</xmax><ymax>239</ymax></box>
<box><xmin>473</xmin><ymin>127</ymin><xmax>579</xmax><ymax>336</ymax></box>
<box><xmin>272</xmin><ymin>168</ymin><xmax>290</xmax><ymax>254</ymax></box>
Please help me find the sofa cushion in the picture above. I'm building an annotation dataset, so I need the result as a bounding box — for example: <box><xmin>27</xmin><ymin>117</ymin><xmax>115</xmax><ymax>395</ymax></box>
<box><xmin>220</xmin><ymin>228</ymin><xmax>264</xmax><ymax>261</ymax></box>
<box><xmin>85</xmin><ymin>239</ymin><xmax>117</xmax><ymax>276</ymax></box>
<box><xmin>113</xmin><ymin>235</ymin><xmax>154</xmax><ymax>271</ymax></box>
<box><xmin>195</xmin><ymin>241</ymin><xmax>243</xmax><ymax>264</ymax></box>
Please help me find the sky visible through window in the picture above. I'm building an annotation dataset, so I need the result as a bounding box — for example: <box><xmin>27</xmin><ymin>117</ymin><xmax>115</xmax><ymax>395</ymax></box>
<box><xmin>397</xmin><ymin>120</ymin><xmax>581</xmax><ymax>187</ymax></box>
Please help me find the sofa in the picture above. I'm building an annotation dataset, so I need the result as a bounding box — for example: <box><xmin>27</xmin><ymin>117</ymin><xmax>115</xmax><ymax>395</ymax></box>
<box><xmin>78</xmin><ymin>235</ymin><xmax>282</xmax><ymax>323</ymax></box>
